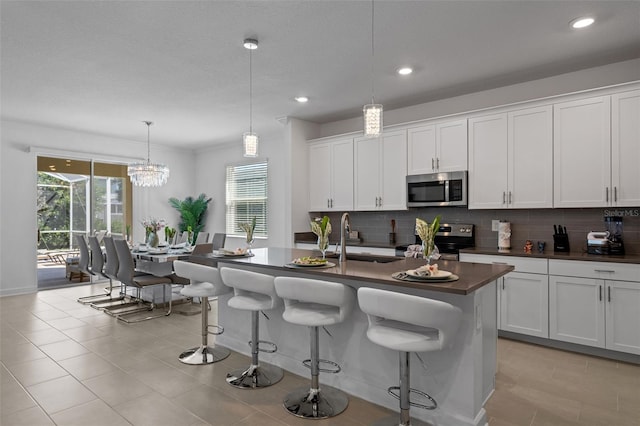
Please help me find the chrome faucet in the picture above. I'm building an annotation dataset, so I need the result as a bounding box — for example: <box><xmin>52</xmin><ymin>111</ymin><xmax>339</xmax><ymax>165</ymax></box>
<box><xmin>340</xmin><ymin>212</ymin><xmax>351</xmax><ymax>263</ymax></box>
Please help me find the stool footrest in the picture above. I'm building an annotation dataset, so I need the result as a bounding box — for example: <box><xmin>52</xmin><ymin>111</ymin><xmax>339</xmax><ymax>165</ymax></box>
<box><xmin>247</xmin><ymin>340</ymin><xmax>277</xmax><ymax>353</ymax></box>
<box><xmin>387</xmin><ymin>386</ymin><xmax>437</xmax><ymax>410</ymax></box>
<box><xmin>207</xmin><ymin>324</ymin><xmax>224</xmax><ymax>335</ymax></box>
<box><xmin>302</xmin><ymin>358</ymin><xmax>341</xmax><ymax>374</ymax></box>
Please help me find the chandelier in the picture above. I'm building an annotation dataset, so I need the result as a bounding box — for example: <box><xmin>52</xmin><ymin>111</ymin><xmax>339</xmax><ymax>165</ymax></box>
<box><xmin>363</xmin><ymin>0</ymin><xmax>382</xmax><ymax>137</ymax></box>
<box><xmin>243</xmin><ymin>38</ymin><xmax>259</xmax><ymax>157</ymax></box>
<box><xmin>127</xmin><ymin>121</ymin><xmax>170</xmax><ymax>187</ymax></box>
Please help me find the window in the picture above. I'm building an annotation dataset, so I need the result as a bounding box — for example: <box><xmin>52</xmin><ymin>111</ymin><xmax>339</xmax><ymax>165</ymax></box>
<box><xmin>225</xmin><ymin>161</ymin><xmax>268</xmax><ymax>238</ymax></box>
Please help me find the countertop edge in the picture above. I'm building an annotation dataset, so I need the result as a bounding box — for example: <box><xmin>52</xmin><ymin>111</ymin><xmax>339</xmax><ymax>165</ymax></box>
<box><xmin>460</xmin><ymin>247</ymin><xmax>640</xmax><ymax>264</ymax></box>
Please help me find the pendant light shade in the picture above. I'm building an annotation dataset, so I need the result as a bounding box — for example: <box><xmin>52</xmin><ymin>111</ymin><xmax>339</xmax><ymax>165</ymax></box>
<box><xmin>127</xmin><ymin>121</ymin><xmax>170</xmax><ymax>187</ymax></box>
<box><xmin>363</xmin><ymin>0</ymin><xmax>382</xmax><ymax>137</ymax></box>
<box><xmin>243</xmin><ymin>38</ymin><xmax>259</xmax><ymax>157</ymax></box>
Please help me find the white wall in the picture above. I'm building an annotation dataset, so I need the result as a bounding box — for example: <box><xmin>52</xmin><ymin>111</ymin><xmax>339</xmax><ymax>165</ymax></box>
<box><xmin>320</xmin><ymin>58</ymin><xmax>640</xmax><ymax>137</ymax></box>
<box><xmin>0</xmin><ymin>119</ymin><xmax>193</xmax><ymax>296</ymax></box>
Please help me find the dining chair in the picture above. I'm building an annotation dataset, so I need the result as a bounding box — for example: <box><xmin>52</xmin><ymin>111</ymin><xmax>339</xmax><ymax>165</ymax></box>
<box><xmin>109</xmin><ymin>239</ymin><xmax>174</xmax><ymax>323</ymax></box>
<box><xmin>77</xmin><ymin>236</ymin><xmax>111</xmax><ymax>305</ymax></box>
<box><xmin>72</xmin><ymin>235</ymin><xmax>93</xmax><ymax>282</ymax></box>
<box><xmin>212</xmin><ymin>233</ymin><xmax>226</xmax><ymax>250</ymax></box>
<box><xmin>195</xmin><ymin>232</ymin><xmax>209</xmax><ymax>244</ymax></box>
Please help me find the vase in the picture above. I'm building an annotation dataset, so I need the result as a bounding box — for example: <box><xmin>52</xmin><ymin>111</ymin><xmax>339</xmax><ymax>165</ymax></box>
<box><xmin>317</xmin><ymin>234</ymin><xmax>329</xmax><ymax>259</ymax></box>
<box><xmin>246</xmin><ymin>237</ymin><xmax>254</xmax><ymax>254</ymax></box>
<box><xmin>147</xmin><ymin>231</ymin><xmax>159</xmax><ymax>248</ymax></box>
<box><xmin>422</xmin><ymin>241</ymin><xmax>439</xmax><ymax>264</ymax></box>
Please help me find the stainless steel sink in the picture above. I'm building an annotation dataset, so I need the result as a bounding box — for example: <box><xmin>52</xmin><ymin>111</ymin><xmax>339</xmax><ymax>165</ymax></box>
<box><xmin>326</xmin><ymin>253</ymin><xmax>400</xmax><ymax>263</ymax></box>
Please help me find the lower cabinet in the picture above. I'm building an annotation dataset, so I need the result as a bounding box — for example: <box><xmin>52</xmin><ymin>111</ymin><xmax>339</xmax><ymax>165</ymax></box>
<box><xmin>459</xmin><ymin>254</ymin><xmax>548</xmax><ymax>338</ymax></box>
<box><xmin>501</xmin><ymin>272</ymin><xmax>549</xmax><ymax>338</ymax></box>
<box><xmin>549</xmin><ymin>260</ymin><xmax>640</xmax><ymax>355</ymax></box>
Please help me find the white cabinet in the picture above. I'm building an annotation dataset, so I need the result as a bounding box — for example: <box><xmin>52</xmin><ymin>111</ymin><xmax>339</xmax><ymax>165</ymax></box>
<box><xmin>308</xmin><ymin>137</ymin><xmax>353</xmax><ymax>211</ymax></box>
<box><xmin>407</xmin><ymin>119</ymin><xmax>467</xmax><ymax>175</ymax></box>
<box><xmin>553</xmin><ymin>96</ymin><xmax>611</xmax><ymax>207</ymax></box>
<box><xmin>459</xmin><ymin>254</ymin><xmax>549</xmax><ymax>338</ymax></box>
<box><xmin>549</xmin><ymin>260</ymin><xmax>640</xmax><ymax>355</ymax></box>
<box><xmin>612</xmin><ymin>90</ymin><xmax>640</xmax><ymax>207</ymax></box>
<box><xmin>354</xmin><ymin>130</ymin><xmax>407</xmax><ymax>211</ymax></box>
<box><xmin>468</xmin><ymin>105</ymin><xmax>552</xmax><ymax>209</ymax></box>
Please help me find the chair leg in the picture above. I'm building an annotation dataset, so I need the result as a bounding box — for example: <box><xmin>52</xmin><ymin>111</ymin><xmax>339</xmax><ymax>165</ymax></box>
<box><xmin>178</xmin><ymin>296</ymin><xmax>230</xmax><ymax>365</ymax></box>
<box><xmin>282</xmin><ymin>326</ymin><xmax>349</xmax><ymax>419</ymax></box>
<box><xmin>116</xmin><ymin>284</ymin><xmax>173</xmax><ymax>324</ymax></box>
<box><xmin>226</xmin><ymin>310</ymin><xmax>283</xmax><ymax>389</ymax></box>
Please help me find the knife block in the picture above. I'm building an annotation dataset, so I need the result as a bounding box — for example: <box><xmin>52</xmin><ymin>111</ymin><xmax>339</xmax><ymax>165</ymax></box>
<box><xmin>553</xmin><ymin>234</ymin><xmax>570</xmax><ymax>253</ymax></box>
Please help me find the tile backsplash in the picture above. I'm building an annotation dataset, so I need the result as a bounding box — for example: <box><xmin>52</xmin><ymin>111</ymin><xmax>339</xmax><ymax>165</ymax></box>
<box><xmin>308</xmin><ymin>207</ymin><xmax>640</xmax><ymax>255</ymax></box>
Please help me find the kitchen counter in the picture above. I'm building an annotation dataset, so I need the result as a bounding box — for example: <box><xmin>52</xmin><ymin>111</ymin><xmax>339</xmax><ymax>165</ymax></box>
<box><xmin>189</xmin><ymin>247</ymin><xmax>511</xmax><ymax>426</ymax></box>
<box><xmin>191</xmin><ymin>247</ymin><xmax>513</xmax><ymax>295</ymax></box>
<box><xmin>461</xmin><ymin>247</ymin><xmax>640</xmax><ymax>264</ymax></box>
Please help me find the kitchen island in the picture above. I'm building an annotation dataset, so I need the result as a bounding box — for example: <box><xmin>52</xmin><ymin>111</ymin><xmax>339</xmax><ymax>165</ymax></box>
<box><xmin>192</xmin><ymin>248</ymin><xmax>513</xmax><ymax>426</ymax></box>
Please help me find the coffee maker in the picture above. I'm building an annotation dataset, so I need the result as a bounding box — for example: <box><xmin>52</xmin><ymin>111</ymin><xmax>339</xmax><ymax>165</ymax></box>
<box><xmin>605</xmin><ymin>216</ymin><xmax>625</xmax><ymax>255</ymax></box>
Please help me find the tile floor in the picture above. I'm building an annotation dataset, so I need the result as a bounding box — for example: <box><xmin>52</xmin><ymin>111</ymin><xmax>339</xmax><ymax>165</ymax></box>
<box><xmin>1</xmin><ymin>283</ymin><xmax>639</xmax><ymax>426</ymax></box>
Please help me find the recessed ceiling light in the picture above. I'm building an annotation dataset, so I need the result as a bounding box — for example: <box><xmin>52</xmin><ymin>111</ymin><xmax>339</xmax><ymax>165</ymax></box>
<box><xmin>243</xmin><ymin>39</ymin><xmax>258</xmax><ymax>50</ymax></box>
<box><xmin>570</xmin><ymin>17</ymin><xmax>595</xmax><ymax>29</ymax></box>
<box><xmin>397</xmin><ymin>67</ymin><xmax>413</xmax><ymax>76</ymax></box>
<box><xmin>295</xmin><ymin>96</ymin><xmax>309</xmax><ymax>103</ymax></box>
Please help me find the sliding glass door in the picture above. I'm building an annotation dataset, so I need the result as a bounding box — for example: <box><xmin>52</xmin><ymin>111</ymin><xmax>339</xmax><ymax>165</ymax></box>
<box><xmin>36</xmin><ymin>156</ymin><xmax>132</xmax><ymax>289</ymax></box>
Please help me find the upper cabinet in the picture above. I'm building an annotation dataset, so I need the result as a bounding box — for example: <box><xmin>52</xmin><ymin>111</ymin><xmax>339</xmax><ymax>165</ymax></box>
<box><xmin>554</xmin><ymin>96</ymin><xmax>611</xmax><ymax>208</ymax></box>
<box><xmin>611</xmin><ymin>90</ymin><xmax>640</xmax><ymax>207</ymax></box>
<box><xmin>308</xmin><ymin>137</ymin><xmax>353</xmax><ymax>212</ymax></box>
<box><xmin>468</xmin><ymin>105</ymin><xmax>553</xmax><ymax>209</ymax></box>
<box><xmin>407</xmin><ymin>119</ymin><xmax>467</xmax><ymax>175</ymax></box>
<box><xmin>354</xmin><ymin>130</ymin><xmax>407</xmax><ymax>211</ymax></box>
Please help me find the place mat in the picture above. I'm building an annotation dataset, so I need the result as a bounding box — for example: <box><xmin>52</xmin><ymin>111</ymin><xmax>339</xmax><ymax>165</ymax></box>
<box><xmin>208</xmin><ymin>252</ymin><xmax>255</xmax><ymax>258</ymax></box>
<box><xmin>391</xmin><ymin>271</ymin><xmax>459</xmax><ymax>283</ymax></box>
<box><xmin>284</xmin><ymin>261</ymin><xmax>336</xmax><ymax>269</ymax></box>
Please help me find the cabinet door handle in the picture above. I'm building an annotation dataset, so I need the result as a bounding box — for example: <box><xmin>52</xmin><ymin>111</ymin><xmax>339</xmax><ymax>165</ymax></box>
<box><xmin>614</xmin><ymin>187</ymin><xmax>618</xmax><ymax>202</ymax></box>
<box><xmin>594</xmin><ymin>269</ymin><xmax>615</xmax><ymax>273</ymax></box>
<box><xmin>432</xmin><ymin>158</ymin><xmax>435</xmax><ymax>171</ymax></box>
<box><xmin>330</xmin><ymin>198</ymin><xmax>333</xmax><ymax>208</ymax></box>
<box><xmin>502</xmin><ymin>192</ymin><xmax>506</xmax><ymax>204</ymax></box>
<box><xmin>379</xmin><ymin>197</ymin><xmax>382</xmax><ymax>207</ymax></box>
<box><xmin>508</xmin><ymin>191</ymin><xmax>512</xmax><ymax>204</ymax></box>
<box><xmin>599</xmin><ymin>285</ymin><xmax>602</xmax><ymax>301</ymax></box>
<box><xmin>436</xmin><ymin>158</ymin><xmax>440</xmax><ymax>170</ymax></box>
<box><xmin>608</xmin><ymin>286</ymin><xmax>611</xmax><ymax>302</ymax></box>
<box><xmin>502</xmin><ymin>280</ymin><xmax>505</xmax><ymax>290</ymax></box>
<box><xmin>327</xmin><ymin>199</ymin><xmax>330</xmax><ymax>208</ymax></box>
<box><xmin>606</xmin><ymin>187</ymin><xmax>609</xmax><ymax>202</ymax></box>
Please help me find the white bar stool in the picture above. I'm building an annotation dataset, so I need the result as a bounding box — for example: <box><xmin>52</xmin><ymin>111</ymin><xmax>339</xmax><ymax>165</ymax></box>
<box><xmin>357</xmin><ymin>287</ymin><xmax>462</xmax><ymax>426</ymax></box>
<box><xmin>173</xmin><ymin>261</ymin><xmax>231</xmax><ymax>365</ymax></box>
<box><xmin>219</xmin><ymin>267</ymin><xmax>284</xmax><ymax>389</ymax></box>
<box><xmin>274</xmin><ymin>276</ymin><xmax>355</xmax><ymax>419</ymax></box>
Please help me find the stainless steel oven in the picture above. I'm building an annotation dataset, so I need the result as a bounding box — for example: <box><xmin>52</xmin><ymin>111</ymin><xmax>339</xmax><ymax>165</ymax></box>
<box><xmin>406</xmin><ymin>171</ymin><xmax>467</xmax><ymax>207</ymax></box>
<box><xmin>395</xmin><ymin>223</ymin><xmax>475</xmax><ymax>261</ymax></box>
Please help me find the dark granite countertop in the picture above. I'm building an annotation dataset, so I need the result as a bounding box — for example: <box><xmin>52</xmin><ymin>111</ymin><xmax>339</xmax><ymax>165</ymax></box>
<box><xmin>190</xmin><ymin>247</ymin><xmax>513</xmax><ymax>296</ymax></box>
<box><xmin>461</xmin><ymin>247</ymin><xmax>640</xmax><ymax>264</ymax></box>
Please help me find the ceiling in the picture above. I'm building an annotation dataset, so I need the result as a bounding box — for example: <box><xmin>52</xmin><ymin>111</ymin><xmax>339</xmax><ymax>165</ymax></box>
<box><xmin>2</xmin><ymin>1</ymin><xmax>639</xmax><ymax>149</ymax></box>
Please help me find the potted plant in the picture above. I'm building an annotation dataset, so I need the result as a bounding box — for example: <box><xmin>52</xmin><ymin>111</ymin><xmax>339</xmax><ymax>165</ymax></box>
<box><xmin>168</xmin><ymin>193</ymin><xmax>212</xmax><ymax>245</ymax></box>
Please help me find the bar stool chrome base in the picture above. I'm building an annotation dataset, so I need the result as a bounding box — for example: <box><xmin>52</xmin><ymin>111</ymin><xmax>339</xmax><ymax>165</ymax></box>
<box><xmin>283</xmin><ymin>385</ymin><xmax>348</xmax><ymax>419</ymax></box>
<box><xmin>226</xmin><ymin>363</ymin><xmax>283</xmax><ymax>389</ymax></box>
<box><xmin>179</xmin><ymin>345</ymin><xmax>230</xmax><ymax>365</ymax></box>
<box><xmin>371</xmin><ymin>415</ymin><xmax>431</xmax><ymax>426</ymax></box>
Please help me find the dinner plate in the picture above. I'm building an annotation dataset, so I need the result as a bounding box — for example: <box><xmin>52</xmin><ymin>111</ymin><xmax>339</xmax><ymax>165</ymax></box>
<box><xmin>285</xmin><ymin>261</ymin><xmax>336</xmax><ymax>268</ymax></box>
<box><xmin>149</xmin><ymin>249</ymin><xmax>169</xmax><ymax>255</ymax></box>
<box><xmin>406</xmin><ymin>269</ymin><xmax>452</xmax><ymax>279</ymax></box>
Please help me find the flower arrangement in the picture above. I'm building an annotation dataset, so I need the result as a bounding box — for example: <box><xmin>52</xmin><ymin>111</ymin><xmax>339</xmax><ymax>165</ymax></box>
<box><xmin>415</xmin><ymin>215</ymin><xmax>441</xmax><ymax>262</ymax></box>
<box><xmin>142</xmin><ymin>218</ymin><xmax>165</xmax><ymax>236</ymax></box>
<box><xmin>311</xmin><ymin>216</ymin><xmax>331</xmax><ymax>258</ymax></box>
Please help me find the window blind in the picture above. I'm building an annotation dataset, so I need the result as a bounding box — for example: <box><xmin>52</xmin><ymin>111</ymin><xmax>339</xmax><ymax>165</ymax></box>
<box><xmin>225</xmin><ymin>161</ymin><xmax>268</xmax><ymax>238</ymax></box>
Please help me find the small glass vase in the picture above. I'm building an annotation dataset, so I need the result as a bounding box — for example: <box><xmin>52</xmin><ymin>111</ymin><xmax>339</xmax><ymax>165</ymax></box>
<box><xmin>317</xmin><ymin>235</ymin><xmax>329</xmax><ymax>259</ymax></box>
<box><xmin>147</xmin><ymin>231</ymin><xmax>159</xmax><ymax>248</ymax></box>
<box><xmin>422</xmin><ymin>241</ymin><xmax>439</xmax><ymax>264</ymax></box>
<box><xmin>246</xmin><ymin>237</ymin><xmax>254</xmax><ymax>254</ymax></box>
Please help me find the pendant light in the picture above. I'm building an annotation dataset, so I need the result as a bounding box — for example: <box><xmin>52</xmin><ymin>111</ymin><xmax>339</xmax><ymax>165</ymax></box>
<box><xmin>243</xmin><ymin>38</ymin><xmax>259</xmax><ymax>157</ymax></box>
<box><xmin>363</xmin><ymin>0</ymin><xmax>382</xmax><ymax>137</ymax></box>
<box><xmin>127</xmin><ymin>121</ymin><xmax>170</xmax><ymax>187</ymax></box>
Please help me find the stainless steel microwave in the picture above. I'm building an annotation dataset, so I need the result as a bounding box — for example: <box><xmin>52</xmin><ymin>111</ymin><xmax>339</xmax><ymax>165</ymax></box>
<box><xmin>406</xmin><ymin>171</ymin><xmax>467</xmax><ymax>207</ymax></box>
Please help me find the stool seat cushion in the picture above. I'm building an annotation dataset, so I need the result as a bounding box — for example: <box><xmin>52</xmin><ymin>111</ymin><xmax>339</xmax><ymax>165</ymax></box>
<box><xmin>281</xmin><ymin>302</ymin><xmax>342</xmax><ymax>326</ymax></box>
<box><xmin>180</xmin><ymin>281</ymin><xmax>218</xmax><ymax>298</ymax></box>
<box><xmin>228</xmin><ymin>292</ymin><xmax>276</xmax><ymax>311</ymax></box>
<box><xmin>367</xmin><ymin>319</ymin><xmax>441</xmax><ymax>353</ymax></box>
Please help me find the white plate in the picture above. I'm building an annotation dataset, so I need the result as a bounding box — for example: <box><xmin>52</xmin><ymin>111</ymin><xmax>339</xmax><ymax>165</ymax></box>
<box><xmin>406</xmin><ymin>269</ymin><xmax>452</xmax><ymax>279</ymax></box>
<box><xmin>286</xmin><ymin>261</ymin><xmax>336</xmax><ymax>268</ymax></box>
<box><xmin>148</xmin><ymin>249</ymin><xmax>169</xmax><ymax>255</ymax></box>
